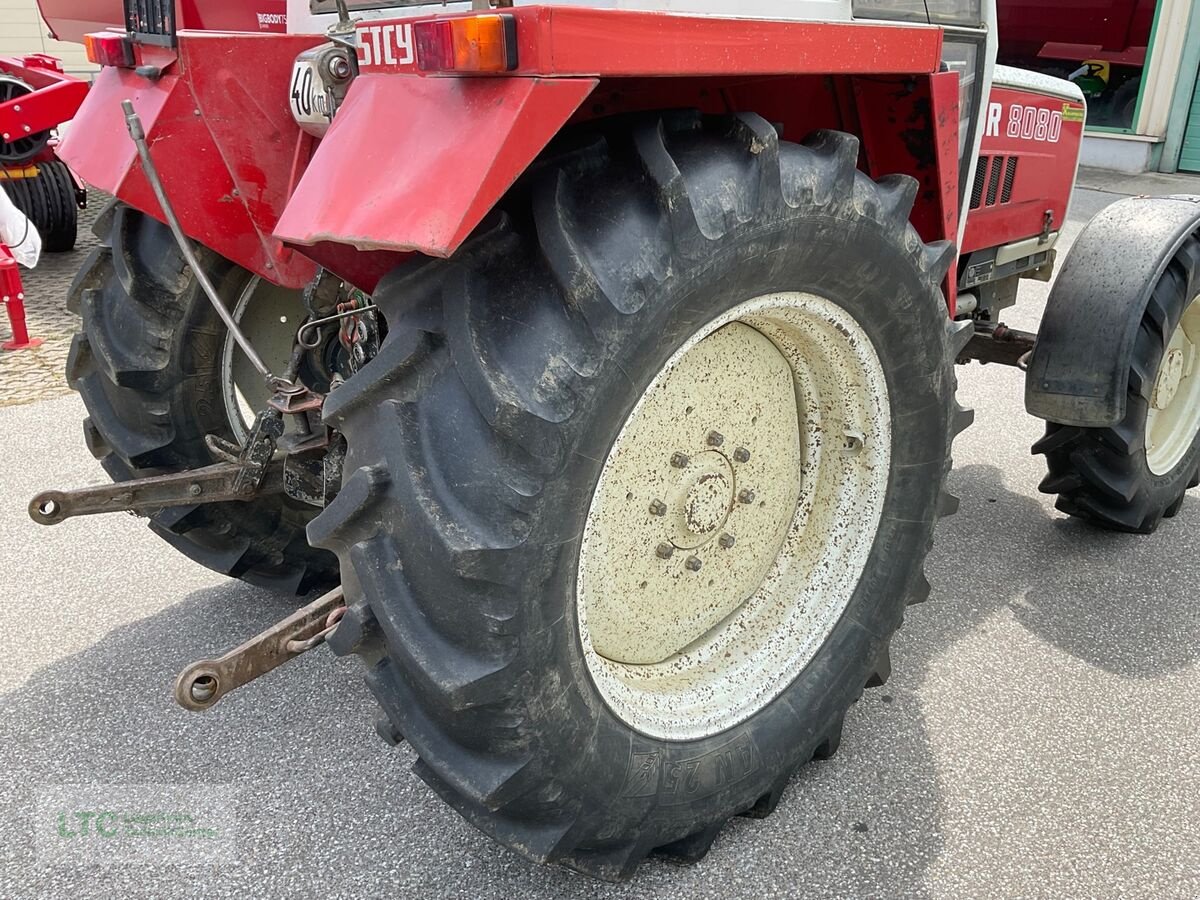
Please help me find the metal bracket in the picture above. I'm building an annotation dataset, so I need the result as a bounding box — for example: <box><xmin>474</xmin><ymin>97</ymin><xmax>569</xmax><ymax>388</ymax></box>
<box><xmin>30</xmin><ymin>410</ymin><xmax>286</xmax><ymax>526</ymax></box>
<box><xmin>232</xmin><ymin>411</ymin><xmax>284</xmax><ymax>495</ymax></box>
<box><xmin>958</xmin><ymin>321</ymin><xmax>1037</xmax><ymax>369</ymax></box>
<box><xmin>296</xmin><ymin>302</ymin><xmax>378</xmax><ymax>349</ymax></box>
<box><xmin>29</xmin><ymin>459</ymin><xmax>286</xmax><ymax>525</ymax></box>
<box><xmin>175</xmin><ymin>587</ymin><xmax>346</xmax><ymax>711</ymax></box>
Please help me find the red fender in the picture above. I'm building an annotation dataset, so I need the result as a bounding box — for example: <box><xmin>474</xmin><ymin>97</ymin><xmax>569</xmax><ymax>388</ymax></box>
<box><xmin>57</xmin><ymin>34</ymin><xmax>326</xmax><ymax>289</ymax></box>
<box><xmin>272</xmin><ymin>74</ymin><xmax>597</xmax><ymax>258</ymax></box>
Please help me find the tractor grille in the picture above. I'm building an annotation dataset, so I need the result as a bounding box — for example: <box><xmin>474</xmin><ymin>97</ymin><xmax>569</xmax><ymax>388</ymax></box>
<box><xmin>1001</xmin><ymin>157</ymin><xmax>1018</xmax><ymax>204</ymax></box>
<box><xmin>125</xmin><ymin>0</ymin><xmax>176</xmax><ymax>46</ymax></box>
<box><xmin>969</xmin><ymin>156</ymin><xmax>1020</xmax><ymax>210</ymax></box>
<box><xmin>985</xmin><ymin>156</ymin><xmax>1003</xmax><ymax>206</ymax></box>
<box><xmin>969</xmin><ymin>156</ymin><xmax>988</xmax><ymax>209</ymax></box>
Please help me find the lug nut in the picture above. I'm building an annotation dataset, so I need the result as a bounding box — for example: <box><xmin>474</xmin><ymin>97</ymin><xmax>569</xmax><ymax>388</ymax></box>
<box><xmin>188</xmin><ymin>483</ymin><xmax>202</xmax><ymax>496</ymax></box>
<box><xmin>685</xmin><ymin>556</ymin><xmax>702</xmax><ymax>571</ymax></box>
<box><xmin>670</xmin><ymin>452</ymin><xmax>690</xmax><ymax>469</ymax></box>
<box><xmin>656</xmin><ymin>543</ymin><xmax>674</xmax><ymax>559</ymax></box>
<box><xmin>706</xmin><ymin>431</ymin><xmax>725</xmax><ymax>447</ymax></box>
<box><xmin>328</xmin><ymin>54</ymin><xmax>351</xmax><ymax>79</ymax></box>
<box><xmin>738</xmin><ymin>488</ymin><xmax>755</xmax><ymax>505</ymax></box>
<box><xmin>718</xmin><ymin>533</ymin><xmax>736</xmax><ymax>549</ymax></box>
<box><xmin>733</xmin><ymin>447</ymin><xmax>751</xmax><ymax>463</ymax></box>
<box><xmin>649</xmin><ymin>499</ymin><xmax>667</xmax><ymax>517</ymax></box>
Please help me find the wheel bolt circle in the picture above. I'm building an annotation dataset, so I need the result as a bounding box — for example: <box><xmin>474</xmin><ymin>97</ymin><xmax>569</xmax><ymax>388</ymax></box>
<box><xmin>656</xmin><ymin>542</ymin><xmax>674</xmax><ymax>559</ymax></box>
<box><xmin>685</xmin><ymin>556</ymin><xmax>702</xmax><ymax>571</ymax></box>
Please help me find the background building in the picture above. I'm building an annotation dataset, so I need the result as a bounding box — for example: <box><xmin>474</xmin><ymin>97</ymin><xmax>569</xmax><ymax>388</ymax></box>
<box><xmin>996</xmin><ymin>0</ymin><xmax>1200</xmax><ymax>173</ymax></box>
<box><xmin>0</xmin><ymin>0</ymin><xmax>93</xmax><ymax>74</ymax></box>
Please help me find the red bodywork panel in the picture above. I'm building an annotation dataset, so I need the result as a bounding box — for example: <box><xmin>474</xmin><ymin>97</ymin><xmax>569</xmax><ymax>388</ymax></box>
<box><xmin>274</xmin><ymin>75</ymin><xmax>597</xmax><ymax>256</ymax></box>
<box><xmin>961</xmin><ymin>84</ymin><xmax>1085</xmax><ymax>255</ymax></box>
<box><xmin>0</xmin><ymin>55</ymin><xmax>89</xmax><ymax>163</ymax></box>
<box><xmin>355</xmin><ymin>8</ymin><xmax>941</xmax><ymax>77</ymax></box>
<box><xmin>852</xmin><ymin>71</ymin><xmax>960</xmax><ymax>310</ymax></box>
<box><xmin>58</xmin><ymin>33</ymin><xmax>323</xmax><ymax>288</ymax></box>
<box><xmin>37</xmin><ymin>0</ymin><xmax>287</xmax><ymax>43</ymax></box>
<box><xmin>289</xmin><ymin>8</ymin><xmax>948</xmax><ymax>288</ymax></box>
<box><xmin>57</xmin><ymin>9</ymin><xmax>958</xmax><ymax>296</ymax></box>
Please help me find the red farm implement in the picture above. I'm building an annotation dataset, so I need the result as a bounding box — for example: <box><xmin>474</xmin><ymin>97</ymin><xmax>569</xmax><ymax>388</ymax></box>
<box><xmin>0</xmin><ymin>53</ymin><xmax>89</xmax><ymax>350</ymax></box>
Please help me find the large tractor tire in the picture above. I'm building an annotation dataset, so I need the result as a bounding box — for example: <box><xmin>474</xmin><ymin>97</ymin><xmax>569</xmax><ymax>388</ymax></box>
<box><xmin>1</xmin><ymin>160</ymin><xmax>79</xmax><ymax>252</ymax></box>
<box><xmin>311</xmin><ymin>114</ymin><xmax>971</xmax><ymax>879</ymax></box>
<box><xmin>66</xmin><ymin>202</ymin><xmax>338</xmax><ymax>594</ymax></box>
<box><xmin>1035</xmin><ymin>233</ymin><xmax>1200</xmax><ymax>533</ymax></box>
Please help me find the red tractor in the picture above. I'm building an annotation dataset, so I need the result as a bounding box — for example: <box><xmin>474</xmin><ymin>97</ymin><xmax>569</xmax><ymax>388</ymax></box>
<box><xmin>28</xmin><ymin>0</ymin><xmax>1200</xmax><ymax>880</ymax></box>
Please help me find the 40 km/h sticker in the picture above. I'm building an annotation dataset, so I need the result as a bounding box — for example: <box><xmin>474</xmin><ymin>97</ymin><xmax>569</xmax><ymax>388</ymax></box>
<box><xmin>288</xmin><ymin>54</ymin><xmax>335</xmax><ymax>133</ymax></box>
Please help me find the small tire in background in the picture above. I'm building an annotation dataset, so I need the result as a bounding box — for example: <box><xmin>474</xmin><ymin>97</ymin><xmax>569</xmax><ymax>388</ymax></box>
<box><xmin>1</xmin><ymin>159</ymin><xmax>80</xmax><ymax>252</ymax></box>
<box><xmin>1035</xmin><ymin>233</ymin><xmax>1200</xmax><ymax>533</ymax></box>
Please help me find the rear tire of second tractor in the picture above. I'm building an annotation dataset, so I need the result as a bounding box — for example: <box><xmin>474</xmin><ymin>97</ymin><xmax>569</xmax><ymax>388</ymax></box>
<box><xmin>311</xmin><ymin>114</ymin><xmax>972</xmax><ymax>879</ymax></box>
<box><xmin>66</xmin><ymin>202</ymin><xmax>338</xmax><ymax>594</ymax></box>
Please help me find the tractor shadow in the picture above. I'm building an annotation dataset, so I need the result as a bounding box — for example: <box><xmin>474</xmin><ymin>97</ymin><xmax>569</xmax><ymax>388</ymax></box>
<box><xmin>0</xmin><ymin>576</ymin><xmax>947</xmax><ymax>898</ymax></box>
<box><xmin>929</xmin><ymin>463</ymin><xmax>1200</xmax><ymax>680</ymax></box>
<box><xmin>0</xmin><ymin>462</ymin><xmax>1195</xmax><ymax>898</ymax></box>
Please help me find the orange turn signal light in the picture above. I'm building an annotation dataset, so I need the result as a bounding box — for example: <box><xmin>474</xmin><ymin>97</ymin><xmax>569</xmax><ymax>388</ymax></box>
<box><xmin>413</xmin><ymin>14</ymin><xmax>517</xmax><ymax>73</ymax></box>
<box><xmin>84</xmin><ymin>32</ymin><xmax>134</xmax><ymax>68</ymax></box>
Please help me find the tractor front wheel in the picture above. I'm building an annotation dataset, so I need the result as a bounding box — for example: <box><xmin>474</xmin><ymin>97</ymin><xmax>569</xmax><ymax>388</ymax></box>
<box><xmin>1035</xmin><ymin>233</ymin><xmax>1200</xmax><ymax>532</ymax></box>
<box><xmin>311</xmin><ymin>114</ymin><xmax>970</xmax><ymax>879</ymax></box>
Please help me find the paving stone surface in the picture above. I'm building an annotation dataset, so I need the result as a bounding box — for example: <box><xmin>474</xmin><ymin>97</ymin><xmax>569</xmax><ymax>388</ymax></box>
<box><xmin>0</xmin><ymin>194</ymin><xmax>106</xmax><ymax>408</ymax></box>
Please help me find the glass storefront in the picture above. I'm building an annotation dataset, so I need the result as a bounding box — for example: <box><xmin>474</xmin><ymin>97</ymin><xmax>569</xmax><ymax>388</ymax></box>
<box><xmin>996</xmin><ymin>0</ymin><xmax>1160</xmax><ymax>131</ymax></box>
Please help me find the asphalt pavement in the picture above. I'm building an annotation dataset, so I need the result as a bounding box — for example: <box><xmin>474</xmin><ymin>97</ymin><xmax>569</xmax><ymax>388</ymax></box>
<box><xmin>0</xmin><ymin>169</ymin><xmax>1198</xmax><ymax>898</ymax></box>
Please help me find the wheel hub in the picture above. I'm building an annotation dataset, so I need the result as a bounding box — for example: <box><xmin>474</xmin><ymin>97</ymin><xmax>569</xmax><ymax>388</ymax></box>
<box><xmin>678</xmin><ymin>454</ymin><xmax>732</xmax><ymax>540</ymax></box>
<box><xmin>221</xmin><ymin>276</ymin><xmax>363</xmax><ymax>445</ymax></box>
<box><xmin>1152</xmin><ymin>346</ymin><xmax>1187</xmax><ymax>410</ymax></box>
<box><xmin>577</xmin><ymin>293</ymin><xmax>891</xmax><ymax>740</ymax></box>
<box><xmin>1146</xmin><ymin>298</ymin><xmax>1200</xmax><ymax>476</ymax></box>
<box><xmin>580</xmin><ymin>321</ymin><xmax>803</xmax><ymax>666</ymax></box>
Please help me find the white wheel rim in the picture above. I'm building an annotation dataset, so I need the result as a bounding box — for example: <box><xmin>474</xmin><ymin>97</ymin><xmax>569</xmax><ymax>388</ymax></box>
<box><xmin>220</xmin><ymin>277</ymin><xmax>304</xmax><ymax>444</ymax></box>
<box><xmin>577</xmin><ymin>292</ymin><xmax>891</xmax><ymax>741</ymax></box>
<box><xmin>1146</xmin><ymin>296</ymin><xmax>1200</xmax><ymax>476</ymax></box>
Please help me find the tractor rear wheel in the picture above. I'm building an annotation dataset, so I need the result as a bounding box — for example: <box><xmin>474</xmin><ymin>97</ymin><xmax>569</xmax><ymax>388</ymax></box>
<box><xmin>1035</xmin><ymin>234</ymin><xmax>1200</xmax><ymax>533</ymax></box>
<box><xmin>66</xmin><ymin>202</ymin><xmax>338</xmax><ymax>594</ymax></box>
<box><xmin>311</xmin><ymin>114</ymin><xmax>970</xmax><ymax>879</ymax></box>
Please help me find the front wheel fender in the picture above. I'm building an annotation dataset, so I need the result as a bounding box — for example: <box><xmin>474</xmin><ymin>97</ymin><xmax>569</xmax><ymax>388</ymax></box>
<box><xmin>1025</xmin><ymin>195</ymin><xmax>1200</xmax><ymax>427</ymax></box>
